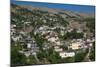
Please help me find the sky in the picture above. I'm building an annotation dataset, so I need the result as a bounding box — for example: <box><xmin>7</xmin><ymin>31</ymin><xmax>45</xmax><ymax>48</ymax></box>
<box><xmin>11</xmin><ymin>0</ymin><xmax>95</xmax><ymax>14</ymax></box>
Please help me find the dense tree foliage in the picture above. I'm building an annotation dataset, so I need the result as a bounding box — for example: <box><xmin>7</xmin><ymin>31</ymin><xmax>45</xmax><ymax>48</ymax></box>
<box><xmin>75</xmin><ymin>49</ymin><xmax>89</xmax><ymax>62</ymax></box>
<box><xmin>60</xmin><ymin>57</ymin><xmax>75</xmax><ymax>63</ymax></box>
<box><xmin>89</xmin><ymin>42</ymin><xmax>95</xmax><ymax>61</ymax></box>
<box><xmin>63</xmin><ymin>30</ymin><xmax>84</xmax><ymax>40</ymax></box>
<box><xmin>11</xmin><ymin>44</ymin><xmax>27</xmax><ymax>66</ymax></box>
<box><xmin>85</xmin><ymin>18</ymin><xmax>95</xmax><ymax>32</ymax></box>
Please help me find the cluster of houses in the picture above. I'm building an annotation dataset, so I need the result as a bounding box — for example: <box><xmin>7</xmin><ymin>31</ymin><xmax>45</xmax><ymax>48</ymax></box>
<box><xmin>11</xmin><ymin>5</ymin><xmax>95</xmax><ymax>64</ymax></box>
<box><xmin>32</xmin><ymin>25</ymin><xmax>94</xmax><ymax>58</ymax></box>
<box><xmin>11</xmin><ymin>23</ymin><xmax>39</xmax><ymax>58</ymax></box>
<box><xmin>11</xmin><ymin>21</ymin><xmax>95</xmax><ymax>59</ymax></box>
<box><xmin>11</xmin><ymin>10</ymin><xmax>95</xmax><ymax>60</ymax></box>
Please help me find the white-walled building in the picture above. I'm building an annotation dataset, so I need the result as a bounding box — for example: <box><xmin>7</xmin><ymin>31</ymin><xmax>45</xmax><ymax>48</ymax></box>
<box><xmin>69</xmin><ymin>42</ymin><xmax>82</xmax><ymax>50</ymax></box>
<box><xmin>54</xmin><ymin>48</ymin><xmax>63</xmax><ymax>52</ymax></box>
<box><xmin>59</xmin><ymin>52</ymin><xmax>75</xmax><ymax>58</ymax></box>
<box><xmin>27</xmin><ymin>43</ymin><xmax>32</xmax><ymax>48</ymax></box>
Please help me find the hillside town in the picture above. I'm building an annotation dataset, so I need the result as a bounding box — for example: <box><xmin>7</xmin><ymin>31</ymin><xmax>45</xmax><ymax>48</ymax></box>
<box><xmin>11</xmin><ymin>3</ymin><xmax>95</xmax><ymax>66</ymax></box>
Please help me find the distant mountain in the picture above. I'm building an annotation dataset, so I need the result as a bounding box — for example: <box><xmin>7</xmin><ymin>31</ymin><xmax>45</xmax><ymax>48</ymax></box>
<box><xmin>11</xmin><ymin>4</ymin><xmax>94</xmax><ymax>19</ymax></box>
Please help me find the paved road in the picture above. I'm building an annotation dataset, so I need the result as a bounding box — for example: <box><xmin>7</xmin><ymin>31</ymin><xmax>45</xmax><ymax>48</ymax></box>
<box><xmin>83</xmin><ymin>48</ymin><xmax>91</xmax><ymax>62</ymax></box>
<box><xmin>33</xmin><ymin>53</ymin><xmax>40</xmax><ymax>63</ymax></box>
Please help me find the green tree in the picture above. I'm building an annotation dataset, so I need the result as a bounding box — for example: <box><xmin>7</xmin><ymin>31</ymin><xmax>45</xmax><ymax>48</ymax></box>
<box><xmin>60</xmin><ymin>57</ymin><xmax>75</xmax><ymax>63</ymax></box>
<box><xmin>75</xmin><ymin>49</ymin><xmax>89</xmax><ymax>62</ymax></box>
<box><xmin>85</xmin><ymin>18</ymin><xmax>95</xmax><ymax>32</ymax></box>
<box><xmin>11</xmin><ymin>46</ymin><xmax>27</xmax><ymax>66</ymax></box>
<box><xmin>89</xmin><ymin>42</ymin><xmax>95</xmax><ymax>61</ymax></box>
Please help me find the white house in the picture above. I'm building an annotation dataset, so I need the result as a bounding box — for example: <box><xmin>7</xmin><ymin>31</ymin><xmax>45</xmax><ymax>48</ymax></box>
<box><xmin>59</xmin><ymin>52</ymin><xmax>75</xmax><ymax>58</ymax></box>
<box><xmin>48</xmin><ymin>37</ymin><xmax>57</xmax><ymax>43</ymax></box>
<box><xmin>12</xmin><ymin>35</ymin><xmax>22</xmax><ymax>42</ymax></box>
<box><xmin>24</xmin><ymin>22</ymin><xmax>31</xmax><ymax>24</ymax></box>
<box><xmin>56</xmin><ymin>41</ymin><xmax>61</xmax><ymax>46</ymax></box>
<box><xmin>89</xmin><ymin>43</ymin><xmax>93</xmax><ymax>47</ymax></box>
<box><xmin>54</xmin><ymin>47</ymin><xmax>63</xmax><ymax>52</ymax></box>
<box><xmin>69</xmin><ymin>42</ymin><xmax>82</xmax><ymax>50</ymax></box>
<box><xmin>27</xmin><ymin>43</ymin><xmax>32</xmax><ymax>48</ymax></box>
